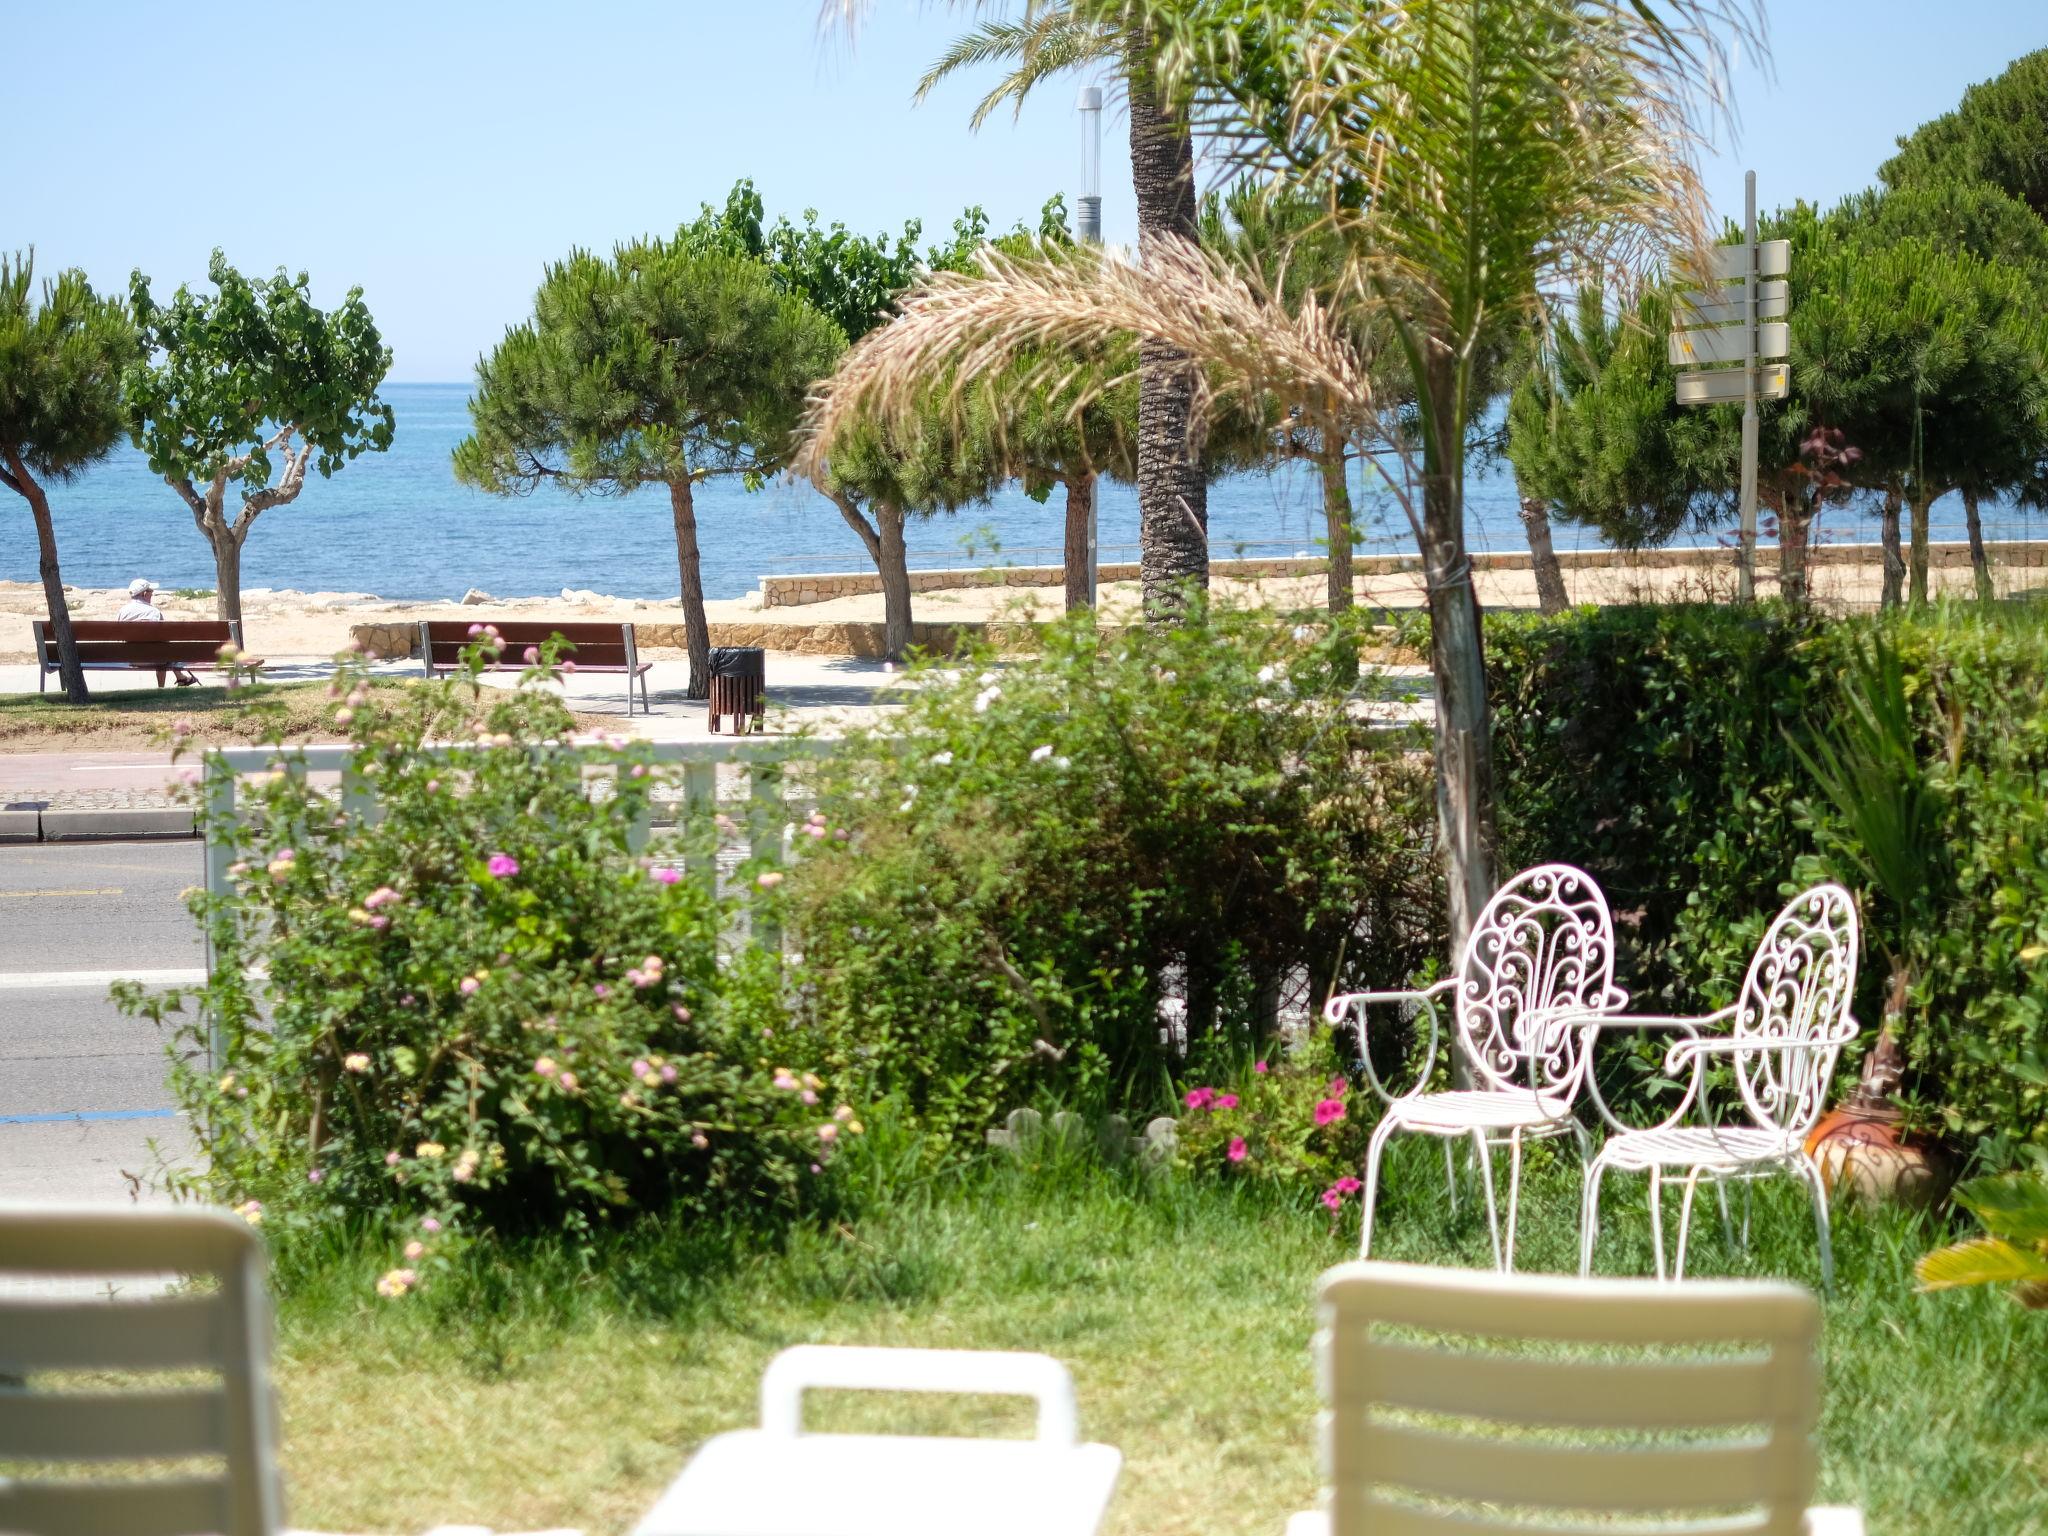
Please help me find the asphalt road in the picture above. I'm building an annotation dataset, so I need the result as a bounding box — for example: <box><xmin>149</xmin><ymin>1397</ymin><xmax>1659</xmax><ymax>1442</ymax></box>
<box><xmin>0</xmin><ymin>840</ymin><xmax>205</xmax><ymax>1201</ymax></box>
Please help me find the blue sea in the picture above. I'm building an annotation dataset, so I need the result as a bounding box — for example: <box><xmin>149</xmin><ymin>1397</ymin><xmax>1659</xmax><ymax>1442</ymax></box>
<box><xmin>6</xmin><ymin>382</ymin><xmax>2025</xmax><ymax>601</ymax></box>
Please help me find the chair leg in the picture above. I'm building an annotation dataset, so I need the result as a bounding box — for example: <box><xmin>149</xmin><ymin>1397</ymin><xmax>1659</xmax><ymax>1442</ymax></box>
<box><xmin>1503</xmin><ymin>1128</ymin><xmax>1526</xmax><ymax>1274</ymax></box>
<box><xmin>1359</xmin><ymin>1119</ymin><xmax>1400</xmax><ymax>1260</ymax></box>
<box><xmin>1797</xmin><ymin>1155</ymin><xmax>1836</xmax><ymax>1293</ymax></box>
<box><xmin>1579</xmin><ymin>1153</ymin><xmax>1610</xmax><ymax>1278</ymax></box>
<box><xmin>1443</xmin><ymin>1137</ymin><xmax>1459</xmax><ymax>1218</ymax></box>
<box><xmin>1470</xmin><ymin>1129</ymin><xmax>1503</xmax><ymax>1272</ymax></box>
<box><xmin>1676</xmin><ymin>1167</ymin><xmax>1706</xmax><ymax>1282</ymax></box>
<box><xmin>1648</xmin><ymin>1166</ymin><xmax>1667</xmax><ymax>1281</ymax></box>
<box><xmin>1714</xmin><ymin>1176</ymin><xmax>1736</xmax><ymax>1251</ymax></box>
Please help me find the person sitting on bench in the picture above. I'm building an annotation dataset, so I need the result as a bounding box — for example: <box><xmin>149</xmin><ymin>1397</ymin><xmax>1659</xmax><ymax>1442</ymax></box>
<box><xmin>118</xmin><ymin>578</ymin><xmax>200</xmax><ymax>686</ymax></box>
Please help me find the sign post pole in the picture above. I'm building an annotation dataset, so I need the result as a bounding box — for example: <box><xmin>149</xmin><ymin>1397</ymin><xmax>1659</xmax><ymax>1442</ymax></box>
<box><xmin>1737</xmin><ymin>170</ymin><xmax>1759</xmax><ymax>603</ymax></box>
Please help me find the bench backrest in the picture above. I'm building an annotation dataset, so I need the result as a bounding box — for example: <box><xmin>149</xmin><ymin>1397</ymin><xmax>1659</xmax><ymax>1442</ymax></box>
<box><xmin>33</xmin><ymin>619</ymin><xmax>238</xmax><ymax>667</ymax></box>
<box><xmin>420</xmin><ymin>619</ymin><xmax>636</xmax><ymax>670</ymax></box>
<box><xmin>0</xmin><ymin>1204</ymin><xmax>284</xmax><ymax>1536</ymax></box>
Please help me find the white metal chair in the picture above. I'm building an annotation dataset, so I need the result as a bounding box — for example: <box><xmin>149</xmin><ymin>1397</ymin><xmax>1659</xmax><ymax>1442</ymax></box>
<box><xmin>0</xmin><ymin>1203</ymin><xmax>286</xmax><ymax>1536</ymax></box>
<box><xmin>1324</xmin><ymin>864</ymin><xmax>1626</xmax><ymax>1271</ymax></box>
<box><xmin>1286</xmin><ymin>1260</ymin><xmax>1864</xmax><ymax>1536</ymax></box>
<box><xmin>631</xmin><ymin>1344</ymin><xmax>1122</xmax><ymax>1536</ymax></box>
<box><xmin>1572</xmin><ymin>884</ymin><xmax>1861</xmax><ymax>1285</ymax></box>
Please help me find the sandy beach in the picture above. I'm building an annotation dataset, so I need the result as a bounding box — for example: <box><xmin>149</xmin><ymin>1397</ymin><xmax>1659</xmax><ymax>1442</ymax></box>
<box><xmin>2</xmin><ymin>544</ymin><xmax>2036</xmax><ymax>662</ymax></box>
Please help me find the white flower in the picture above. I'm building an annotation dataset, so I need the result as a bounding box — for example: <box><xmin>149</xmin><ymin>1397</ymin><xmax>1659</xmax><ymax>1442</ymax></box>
<box><xmin>973</xmin><ymin>686</ymin><xmax>1001</xmax><ymax>713</ymax></box>
<box><xmin>929</xmin><ymin>750</ymin><xmax>954</xmax><ymax>766</ymax></box>
<box><xmin>1029</xmin><ymin>744</ymin><xmax>1053</xmax><ymax>762</ymax></box>
<box><xmin>977</xmin><ymin>670</ymin><xmax>1000</xmax><ymax>686</ymax></box>
<box><xmin>1293</xmin><ymin>624</ymin><xmax>1315</xmax><ymax>642</ymax></box>
<box><xmin>1054</xmin><ymin>756</ymin><xmax>1071</xmax><ymax>770</ymax></box>
<box><xmin>1257</xmin><ymin>664</ymin><xmax>1278</xmax><ymax>684</ymax></box>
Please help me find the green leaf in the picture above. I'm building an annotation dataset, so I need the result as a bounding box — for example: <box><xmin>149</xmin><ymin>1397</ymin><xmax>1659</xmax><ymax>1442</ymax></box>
<box><xmin>1953</xmin><ymin>1172</ymin><xmax>2048</xmax><ymax>1245</ymax></box>
<box><xmin>1916</xmin><ymin>1235</ymin><xmax>2048</xmax><ymax>1292</ymax></box>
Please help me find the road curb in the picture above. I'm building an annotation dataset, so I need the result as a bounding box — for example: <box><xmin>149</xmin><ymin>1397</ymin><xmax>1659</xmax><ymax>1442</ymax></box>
<box><xmin>38</xmin><ymin>808</ymin><xmax>197</xmax><ymax>842</ymax></box>
<box><xmin>0</xmin><ymin>809</ymin><xmax>41</xmax><ymax>843</ymax></box>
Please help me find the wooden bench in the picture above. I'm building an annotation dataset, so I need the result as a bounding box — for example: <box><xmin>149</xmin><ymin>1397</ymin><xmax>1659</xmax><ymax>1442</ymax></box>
<box><xmin>418</xmin><ymin>619</ymin><xmax>653</xmax><ymax>715</ymax></box>
<box><xmin>31</xmin><ymin>618</ymin><xmax>255</xmax><ymax>692</ymax></box>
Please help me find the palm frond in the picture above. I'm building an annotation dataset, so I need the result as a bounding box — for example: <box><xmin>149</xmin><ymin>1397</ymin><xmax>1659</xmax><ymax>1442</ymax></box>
<box><xmin>918</xmin><ymin>12</ymin><xmax>1117</xmax><ymax>128</ymax></box>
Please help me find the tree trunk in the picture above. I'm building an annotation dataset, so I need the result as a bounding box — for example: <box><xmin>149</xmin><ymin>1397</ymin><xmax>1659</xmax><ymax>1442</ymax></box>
<box><xmin>1419</xmin><ymin>362</ymin><xmax>1497</xmax><ymax>966</ymax></box>
<box><xmin>1778</xmin><ymin>493</ymin><xmax>1812</xmax><ymax>608</ymax></box>
<box><xmin>1063</xmin><ymin>472</ymin><xmax>1095</xmax><ymax>612</ymax></box>
<box><xmin>211</xmin><ymin>528</ymin><xmax>244</xmax><ymax>636</ymax></box>
<box><xmin>668</xmin><ymin>477</ymin><xmax>711</xmax><ymax>699</ymax></box>
<box><xmin>876</xmin><ymin>502</ymin><xmax>913</xmax><ymax>663</ymax></box>
<box><xmin>1126</xmin><ymin>31</ymin><xmax>1207</xmax><ymax>623</ymax></box>
<box><xmin>6</xmin><ymin>450</ymin><xmax>89</xmax><ymax>703</ymax></box>
<box><xmin>1318</xmin><ymin>448</ymin><xmax>1356</xmax><ymax>616</ymax></box>
<box><xmin>1879</xmin><ymin>483</ymin><xmax>1905</xmax><ymax>610</ymax></box>
<box><xmin>1909</xmin><ymin>486</ymin><xmax>1933</xmax><ymax>607</ymax></box>
<box><xmin>1517</xmin><ymin>493</ymin><xmax>1570</xmax><ymax>616</ymax></box>
<box><xmin>1962</xmin><ymin>486</ymin><xmax>1993</xmax><ymax>603</ymax></box>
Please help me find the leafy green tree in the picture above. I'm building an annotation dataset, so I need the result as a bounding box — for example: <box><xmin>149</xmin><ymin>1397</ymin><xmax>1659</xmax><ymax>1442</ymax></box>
<box><xmin>811</xmin><ymin>394</ymin><xmax>999</xmax><ymax>662</ymax></box>
<box><xmin>1881</xmin><ymin>49</ymin><xmax>2048</xmax><ymax>219</ymax></box>
<box><xmin>456</xmin><ymin>238</ymin><xmax>843</xmax><ymax>698</ymax></box>
<box><xmin>126</xmin><ymin>252</ymin><xmax>394</xmax><ymax>635</ymax></box>
<box><xmin>0</xmin><ymin>252</ymin><xmax>137</xmax><ymax>703</ymax></box>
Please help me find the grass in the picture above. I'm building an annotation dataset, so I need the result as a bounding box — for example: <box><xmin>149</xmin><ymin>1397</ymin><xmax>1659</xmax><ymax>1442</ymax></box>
<box><xmin>0</xmin><ymin>679</ymin><xmax>606</xmax><ymax>751</ymax></box>
<box><xmin>262</xmin><ymin>1134</ymin><xmax>2045</xmax><ymax>1536</ymax></box>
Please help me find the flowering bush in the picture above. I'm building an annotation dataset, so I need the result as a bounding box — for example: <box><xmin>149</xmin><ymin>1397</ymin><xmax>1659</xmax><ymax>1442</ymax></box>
<box><xmin>1170</xmin><ymin>1039</ymin><xmax>1377</xmax><ymax>1216</ymax></box>
<box><xmin>118</xmin><ymin>638</ymin><xmax>845</xmax><ymax>1263</ymax></box>
<box><xmin>781</xmin><ymin>601</ymin><xmax>1440</xmax><ymax>1148</ymax></box>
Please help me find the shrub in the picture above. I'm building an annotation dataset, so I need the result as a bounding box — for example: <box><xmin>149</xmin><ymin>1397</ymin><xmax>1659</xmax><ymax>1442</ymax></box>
<box><xmin>782</xmin><ymin>601</ymin><xmax>1440</xmax><ymax>1149</ymax></box>
<box><xmin>118</xmin><ymin>639</ymin><xmax>844</xmax><ymax>1266</ymax></box>
<box><xmin>1169</xmin><ymin>1037</ymin><xmax>1378</xmax><ymax>1217</ymax></box>
<box><xmin>1490</xmin><ymin>601</ymin><xmax>2048</xmax><ymax>1162</ymax></box>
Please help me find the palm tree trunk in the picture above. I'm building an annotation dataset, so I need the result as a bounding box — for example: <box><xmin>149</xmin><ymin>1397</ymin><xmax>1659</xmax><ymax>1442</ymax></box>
<box><xmin>1317</xmin><ymin>448</ymin><xmax>1355</xmax><ymax>616</ymax></box>
<box><xmin>1880</xmin><ymin>482</ymin><xmax>1905</xmax><ymax>610</ymax></box>
<box><xmin>1063</xmin><ymin>472</ymin><xmax>1095</xmax><ymax>611</ymax></box>
<box><xmin>877</xmin><ymin>502</ymin><xmax>913</xmax><ymax>663</ymax></box>
<box><xmin>1125</xmin><ymin>30</ymin><xmax>1207</xmax><ymax>623</ymax></box>
<box><xmin>1909</xmin><ymin>486</ymin><xmax>1934</xmax><ymax>607</ymax></box>
<box><xmin>1517</xmin><ymin>493</ymin><xmax>1570</xmax><ymax>616</ymax></box>
<box><xmin>1419</xmin><ymin>362</ymin><xmax>1497</xmax><ymax>964</ymax></box>
<box><xmin>1962</xmin><ymin>487</ymin><xmax>1993</xmax><ymax>603</ymax></box>
<box><xmin>668</xmin><ymin>476</ymin><xmax>711</xmax><ymax>699</ymax></box>
<box><xmin>6</xmin><ymin>449</ymin><xmax>88</xmax><ymax>703</ymax></box>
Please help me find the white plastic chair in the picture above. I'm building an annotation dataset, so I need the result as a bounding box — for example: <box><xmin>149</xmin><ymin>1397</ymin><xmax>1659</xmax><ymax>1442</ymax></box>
<box><xmin>0</xmin><ymin>1203</ymin><xmax>581</xmax><ymax>1536</ymax></box>
<box><xmin>0</xmin><ymin>1203</ymin><xmax>286</xmax><ymax>1536</ymax></box>
<box><xmin>1286</xmin><ymin>1260</ymin><xmax>1864</xmax><ymax>1536</ymax></box>
<box><xmin>1324</xmin><ymin>864</ymin><xmax>1625</xmax><ymax>1270</ymax></box>
<box><xmin>631</xmin><ymin>1344</ymin><xmax>1121</xmax><ymax>1536</ymax></box>
<box><xmin>1571</xmin><ymin>884</ymin><xmax>1861</xmax><ymax>1285</ymax></box>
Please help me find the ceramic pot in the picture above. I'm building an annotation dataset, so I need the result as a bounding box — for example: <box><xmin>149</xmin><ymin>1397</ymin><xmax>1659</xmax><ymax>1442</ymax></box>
<box><xmin>1806</xmin><ymin>1106</ymin><xmax>1951</xmax><ymax>1209</ymax></box>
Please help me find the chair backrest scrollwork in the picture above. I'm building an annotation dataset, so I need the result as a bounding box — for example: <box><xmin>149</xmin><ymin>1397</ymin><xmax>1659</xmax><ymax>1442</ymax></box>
<box><xmin>1732</xmin><ymin>883</ymin><xmax>1860</xmax><ymax>1139</ymax></box>
<box><xmin>1456</xmin><ymin>864</ymin><xmax>1619</xmax><ymax>1099</ymax></box>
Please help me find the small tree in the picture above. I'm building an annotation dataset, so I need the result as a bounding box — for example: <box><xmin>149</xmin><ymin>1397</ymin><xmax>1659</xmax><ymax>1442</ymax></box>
<box><xmin>1881</xmin><ymin>48</ymin><xmax>2048</xmax><ymax>219</ymax></box>
<box><xmin>456</xmin><ymin>238</ymin><xmax>843</xmax><ymax>697</ymax></box>
<box><xmin>126</xmin><ymin>252</ymin><xmax>393</xmax><ymax>635</ymax></box>
<box><xmin>0</xmin><ymin>252</ymin><xmax>136</xmax><ymax>703</ymax></box>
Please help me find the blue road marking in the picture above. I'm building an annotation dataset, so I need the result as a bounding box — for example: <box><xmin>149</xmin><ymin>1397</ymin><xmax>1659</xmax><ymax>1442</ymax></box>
<box><xmin>0</xmin><ymin>1108</ymin><xmax>179</xmax><ymax>1126</ymax></box>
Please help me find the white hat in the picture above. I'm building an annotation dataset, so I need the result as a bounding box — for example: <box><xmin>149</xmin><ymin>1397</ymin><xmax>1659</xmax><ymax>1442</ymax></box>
<box><xmin>128</xmin><ymin>578</ymin><xmax>156</xmax><ymax>597</ymax></box>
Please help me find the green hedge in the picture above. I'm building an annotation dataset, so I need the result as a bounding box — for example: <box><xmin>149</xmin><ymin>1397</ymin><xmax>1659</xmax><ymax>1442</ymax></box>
<box><xmin>1490</xmin><ymin>602</ymin><xmax>2048</xmax><ymax>1162</ymax></box>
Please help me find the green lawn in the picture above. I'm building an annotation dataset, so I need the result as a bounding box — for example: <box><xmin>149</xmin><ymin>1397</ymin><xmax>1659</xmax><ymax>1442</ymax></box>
<box><xmin>264</xmin><ymin>1136</ymin><xmax>2044</xmax><ymax>1536</ymax></box>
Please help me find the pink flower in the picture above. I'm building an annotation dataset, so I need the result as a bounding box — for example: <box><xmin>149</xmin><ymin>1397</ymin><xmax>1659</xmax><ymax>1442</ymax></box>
<box><xmin>691</xmin><ymin>1132</ymin><xmax>710</xmax><ymax>1149</ymax></box>
<box><xmin>1253</xmin><ymin>1060</ymin><xmax>1269</xmax><ymax>1074</ymax></box>
<box><xmin>1334</xmin><ymin>1176</ymin><xmax>1362</xmax><ymax>1195</ymax></box>
<box><xmin>404</xmin><ymin>1240</ymin><xmax>425</xmax><ymax>1260</ymax></box>
<box><xmin>592</xmin><ymin>983</ymin><xmax>611</xmax><ymax>999</ymax></box>
<box><xmin>672</xmin><ymin>1004</ymin><xmax>691</xmax><ymax>1024</ymax></box>
<box><xmin>755</xmin><ymin>870</ymin><xmax>784</xmax><ymax>890</ymax></box>
<box><xmin>534</xmin><ymin>1057</ymin><xmax>557</xmax><ymax>1077</ymax></box>
<box><xmin>1321</xmin><ymin>1187</ymin><xmax>1343</xmax><ymax>1211</ymax></box>
<box><xmin>630</xmin><ymin>763</ymin><xmax>648</xmax><ymax>779</ymax></box>
<box><xmin>307</xmin><ymin>1167</ymin><xmax>325</xmax><ymax>1183</ymax></box>
<box><xmin>385</xmin><ymin>1150</ymin><xmax>401</xmax><ymax>1166</ymax></box>
<box><xmin>651</xmin><ymin>866</ymin><xmax>681</xmax><ymax>885</ymax></box>
<box><xmin>1326</xmin><ymin>1076</ymin><xmax>1348</xmax><ymax>1097</ymax></box>
<box><xmin>660</xmin><ymin>1063</ymin><xmax>677</xmax><ymax>1084</ymax></box>
<box><xmin>1227</xmin><ymin>1137</ymin><xmax>1248</xmax><ymax>1163</ymax></box>
<box><xmin>364</xmin><ymin>886</ymin><xmax>400</xmax><ymax>910</ymax></box>
<box><xmin>459</xmin><ymin>977</ymin><xmax>480</xmax><ymax>996</ymax></box>
<box><xmin>486</xmin><ymin>853</ymin><xmax>520</xmax><ymax>878</ymax></box>
<box><xmin>420</xmin><ymin>1217</ymin><xmax>443</xmax><ymax>1233</ymax></box>
<box><xmin>801</xmin><ymin>1089</ymin><xmax>819</xmax><ymax>1106</ymax></box>
<box><xmin>631</xmin><ymin>1059</ymin><xmax>652</xmax><ymax>1080</ymax></box>
<box><xmin>467</xmin><ymin>623</ymin><xmax>484</xmax><ymax>638</ymax></box>
<box><xmin>368</xmin><ymin>914</ymin><xmax>390</xmax><ymax>931</ymax></box>
<box><xmin>1216</xmin><ymin>1094</ymin><xmax>1239</xmax><ymax>1110</ymax></box>
<box><xmin>558</xmin><ymin>1071</ymin><xmax>579</xmax><ymax>1092</ymax></box>
<box><xmin>523</xmin><ymin>645</ymin><xmax>540</xmax><ymax>663</ymax></box>
<box><xmin>1184</xmin><ymin>1087</ymin><xmax>1217</xmax><ymax>1110</ymax></box>
<box><xmin>1313</xmin><ymin>1098</ymin><xmax>1347</xmax><ymax>1127</ymax></box>
<box><xmin>561</xmin><ymin>659</ymin><xmax>577</xmax><ymax>674</ymax></box>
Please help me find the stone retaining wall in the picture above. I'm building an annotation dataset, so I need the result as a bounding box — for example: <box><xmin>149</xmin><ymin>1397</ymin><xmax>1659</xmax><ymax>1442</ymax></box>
<box><xmin>348</xmin><ymin>618</ymin><xmax>1061</xmax><ymax>661</ymax></box>
<box><xmin>758</xmin><ymin>539</ymin><xmax>2048</xmax><ymax>607</ymax></box>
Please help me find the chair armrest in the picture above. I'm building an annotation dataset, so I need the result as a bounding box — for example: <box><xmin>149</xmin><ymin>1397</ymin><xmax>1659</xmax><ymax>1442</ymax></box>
<box><xmin>1568</xmin><ymin>1007</ymin><xmax>1738</xmax><ymax>1134</ymax></box>
<box><xmin>1663</xmin><ymin>1014</ymin><xmax>1858</xmax><ymax>1073</ymax></box>
<box><xmin>1323</xmin><ymin>979</ymin><xmax>1458</xmax><ymax>1104</ymax></box>
<box><xmin>1803</xmin><ymin>1506</ymin><xmax>1865</xmax><ymax>1536</ymax></box>
<box><xmin>758</xmin><ymin>1345</ymin><xmax>1079</xmax><ymax>1445</ymax></box>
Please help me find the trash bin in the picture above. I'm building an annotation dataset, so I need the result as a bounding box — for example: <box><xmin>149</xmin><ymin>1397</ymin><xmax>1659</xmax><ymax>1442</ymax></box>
<box><xmin>708</xmin><ymin>646</ymin><xmax>766</xmax><ymax>734</ymax></box>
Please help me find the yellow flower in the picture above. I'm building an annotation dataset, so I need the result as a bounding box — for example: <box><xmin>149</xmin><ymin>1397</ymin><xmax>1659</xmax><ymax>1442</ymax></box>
<box><xmin>415</xmin><ymin>1141</ymin><xmax>445</xmax><ymax>1160</ymax></box>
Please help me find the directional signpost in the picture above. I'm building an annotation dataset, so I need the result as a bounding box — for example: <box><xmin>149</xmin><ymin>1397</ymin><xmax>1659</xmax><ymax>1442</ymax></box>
<box><xmin>1673</xmin><ymin>171</ymin><xmax>1787</xmax><ymax>602</ymax></box>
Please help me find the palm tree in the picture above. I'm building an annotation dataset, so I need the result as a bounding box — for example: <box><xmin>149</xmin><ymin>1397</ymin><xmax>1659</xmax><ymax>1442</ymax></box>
<box><xmin>806</xmin><ymin>0</ymin><xmax>1757</xmax><ymax>953</ymax></box>
<box><xmin>853</xmin><ymin>0</ymin><xmax>1215</xmax><ymax>620</ymax></box>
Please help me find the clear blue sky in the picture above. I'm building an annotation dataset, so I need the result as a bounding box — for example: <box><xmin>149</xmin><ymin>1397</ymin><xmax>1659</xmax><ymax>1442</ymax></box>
<box><xmin>9</xmin><ymin>0</ymin><xmax>2045</xmax><ymax>382</ymax></box>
